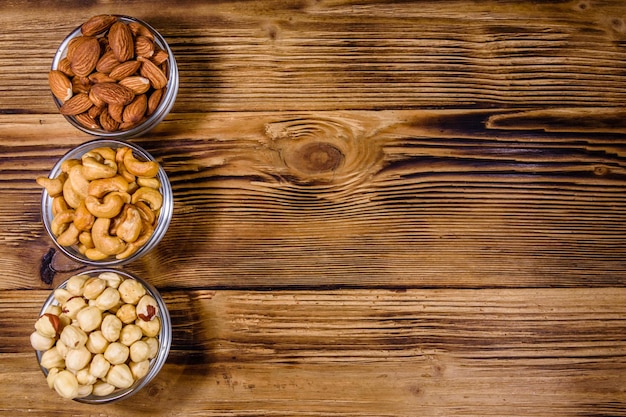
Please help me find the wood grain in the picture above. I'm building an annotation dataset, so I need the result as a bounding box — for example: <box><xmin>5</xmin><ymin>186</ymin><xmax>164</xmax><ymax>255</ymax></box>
<box><xmin>1</xmin><ymin>110</ymin><xmax>625</xmax><ymax>289</ymax></box>
<box><xmin>3</xmin><ymin>288</ymin><xmax>626</xmax><ymax>416</ymax></box>
<box><xmin>1</xmin><ymin>1</ymin><xmax>626</xmax><ymax>113</ymax></box>
<box><xmin>1</xmin><ymin>0</ymin><xmax>626</xmax><ymax>415</ymax></box>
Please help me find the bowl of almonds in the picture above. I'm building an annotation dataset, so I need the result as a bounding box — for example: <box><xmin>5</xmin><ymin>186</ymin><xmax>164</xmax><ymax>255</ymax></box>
<box><xmin>32</xmin><ymin>269</ymin><xmax>171</xmax><ymax>403</ymax></box>
<box><xmin>37</xmin><ymin>139</ymin><xmax>173</xmax><ymax>266</ymax></box>
<box><xmin>49</xmin><ymin>15</ymin><xmax>178</xmax><ymax>138</ymax></box>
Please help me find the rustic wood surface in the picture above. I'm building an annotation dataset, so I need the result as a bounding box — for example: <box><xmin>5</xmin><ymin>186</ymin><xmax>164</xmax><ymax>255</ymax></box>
<box><xmin>1</xmin><ymin>0</ymin><xmax>626</xmax><ymax>415</ymax></box>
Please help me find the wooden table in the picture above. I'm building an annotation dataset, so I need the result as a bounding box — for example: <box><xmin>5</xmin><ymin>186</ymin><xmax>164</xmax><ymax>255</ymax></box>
<box><xmin>2</xmin><ymin>1</ymin><xmax>626</xmax><ymax>415</ymax></box>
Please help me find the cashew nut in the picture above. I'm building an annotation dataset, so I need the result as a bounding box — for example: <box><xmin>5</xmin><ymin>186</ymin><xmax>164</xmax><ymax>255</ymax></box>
<box><xmin>88</xmin><ymin>175</ymin><xmax>129</xmax><ymax>198</ymax></box>
<box><xmin>116</xmin><ymin>205</ymin><xmax>142</xmax><ymax>243</ymax></box>
<box><xmin>60</xmin><ymin>158</ymin><xmax>81</xmax><ymax>174</ymax></box>
<box><xmin>57</xmin><ymin>222</ymin><xmax>80</xmax><ymax>246</ymax></box>
<box><xmin>85</xmin><ymin>193</ymin><xmax>125</xmax><ymax>218</ymax></box>
<box><xmin>134</xmin><ymin>201</ymin><xmax>156</xmax><ymax>225</ymax></box>
<box><xmin>82</xmin><ymin>156</ymin><xmax>117</xmax><ymax>181</ymax></box>
<box><xmin>73</xmin><ymin>201</ymin><xmax>95</xmax><ymax>231</ymax></box>
<box><xmin>68</xmin><ymin>165</ymin><xmax>90</xmax><ymax>200</ymax></box>
<box><xmin>52</xmin><ymin>196</ymin><xmax>70</xmax><ymax>216</ymax></box>
<box><xmin>36</xmin><ymin>173</ymin><xmax>67</xmax><ymax>197</ymax></box>
<box><xmin>123</xmin><ymin>150</ymin><xmax>159</xmax><ymax>178</ymax></box>
<box><xmin>85</xmin><ymin>248</ymin><xmax>109</xmax><ymax>261</ymax></box>
<box><xmin>131</xmin><ymin>187</ymin><xmax>162</xmax><ymax>211</ymax></box>
<box><xmin>51</xmin><ymin>209</ymin><xmax>74</xmax><ymax>236</ymax></box>
<box><xmin>62</xmin><ymin>178</ymin><xmax>83</xmax><ymax>209</ymax></box>
<box><xmin>91</xmin><ymin>217</ymin><xmax>127</xmax><ymax>256</ymax></box>
<box><xmin>136</xmin><ymin>177</ymin><xmax>160</xmax><ymax>189</ymax></box>
<box><xmin>116</xmin><ymin>219</ymin><xmax>154</xmax><ymax>260</ymax></box>
<box><xmin>86</xmin><ymin>147</ymin><xmax>117</xmax><ymax>162</ymax></box>
<box><xmin>79</xmin><ymin>231</ymin><xmax>95</xmax><ymax>249</ymax></box>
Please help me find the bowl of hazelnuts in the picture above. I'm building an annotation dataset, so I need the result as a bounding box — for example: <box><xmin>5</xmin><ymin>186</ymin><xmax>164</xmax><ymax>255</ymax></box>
<box><xmin>49</xmin><ymin>14</ymin><xmax>178</xmax><ymax>138</ymax></box>
<box><xmin>31</xmin><ymin>269</ymin><xmax>171</xmax><ymax>403</ymax></box>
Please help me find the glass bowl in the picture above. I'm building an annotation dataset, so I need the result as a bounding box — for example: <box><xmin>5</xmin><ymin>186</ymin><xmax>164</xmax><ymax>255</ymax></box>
<box><xmin>50</xmin><ymin>15</ymin><xmax>178</xmax><ymax>138</ymax></box>
<box><xmin>40</xmin><ymin>138</ymin><xmax>173</xmax><ymax>266</ymax></box>
<box><xmin>34</xmin><ymin>268</ymin><xmax>172</xmax><ymax>404</ymax></box>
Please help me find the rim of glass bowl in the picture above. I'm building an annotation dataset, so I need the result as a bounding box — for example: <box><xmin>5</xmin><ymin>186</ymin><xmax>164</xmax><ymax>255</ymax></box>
<box><xmin>35</xmin><ymin>268</ymin><xmax>172</xmax><ymax>404</ymax></box>
<box><xmin>50</xmin><ymin>15</ymin><xmax>179</xmax><ymax>139</ymax></box>
<box><xmin>41</xmin><ymin>138</ymin><xmax>173</xmax><ymax>267</ymax></box>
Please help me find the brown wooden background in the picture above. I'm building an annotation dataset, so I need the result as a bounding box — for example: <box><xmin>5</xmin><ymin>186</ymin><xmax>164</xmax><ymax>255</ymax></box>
<box><xmin>1</xmin><ymin>0</ymin><xmax>626</xmax><ymax>415</ymax></box>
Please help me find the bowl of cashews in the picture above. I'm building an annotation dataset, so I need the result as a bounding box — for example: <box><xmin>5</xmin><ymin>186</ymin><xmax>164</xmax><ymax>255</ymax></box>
<box><xmin>37</xmin><ymin>139</ymin><xmax>173</xmax><ymax>266</ymax></box>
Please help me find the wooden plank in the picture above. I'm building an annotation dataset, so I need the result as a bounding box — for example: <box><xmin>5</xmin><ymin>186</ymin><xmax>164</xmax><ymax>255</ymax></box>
<box><xmin>0</xmin><ymin>1</ymin><xmax>626</xmax><ymax>113</ymax></box>
<box><xmin>3</xmin><ymin>288</ymin><xmax>626</xmax><ymax>416</ymax></box>
<box><xmin>1</xmin><ymin>111</ymin><xmax>625</xmax><ymax>290</ymax></box>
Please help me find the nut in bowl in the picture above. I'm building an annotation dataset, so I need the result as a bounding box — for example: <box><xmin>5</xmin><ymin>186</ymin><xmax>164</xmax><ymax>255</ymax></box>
<box><xmin>50</xmin><ymin>14</ymin><xmax>178</xmax><ymax>138</ymax></box>
<box><xmin>32</xmin><ymin>269</ymin><xmax>172</xmax><ymax>403</ymax></box>
<box><xmin>37</xmin><ymin>139</ymin><xmax>173</xmax><ymax>266</ymax></box>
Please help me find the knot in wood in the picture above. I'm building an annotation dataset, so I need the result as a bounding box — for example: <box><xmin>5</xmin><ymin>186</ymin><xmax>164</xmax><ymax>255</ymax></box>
<box><xmin>292</xmin><ymin>142</ymin><xmax>344</xmax><ymax>175</ymax></box>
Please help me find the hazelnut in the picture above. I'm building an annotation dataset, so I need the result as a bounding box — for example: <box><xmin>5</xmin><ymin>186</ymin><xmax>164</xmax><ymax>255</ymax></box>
<box><xmin>119</xmin><ymin>324</ymin><xmax>143</xmax><ymax>346</ymax></box>
<box><xmin>115</xmin><ymin>303</ymin><xmax>137</xmax><ymax>324</ymax></box>
<box><xmin>76</xmin><ymin>305</ymin><xmax>103</xmax><ymax>332</ymax></box>
<box><xmin>99</xmin><ymin>271</ymin><xmax>123</xmax><ymax>289</ymax></box>
<box><xmin>76</xmin><ymin>383</ymin><xmax>93</xmax><ymax>398</ymax></box>
<box><xmin>55</xmin><ymin>339</ymin><xmax>69</xmax><ymax>359</ymax></box>
<box><xmin>40</xmin><ymin>346</ymin><xmax>66</xmax><ymax>369</ymax></box>
<box><xmin>136</xmin><ymin>315</ymin><xmax>161</xmax><ymax>338</ymax></box>
<box><xmin>129</xmin><ymin>360</ymin><xmax>150</xmax><ymax>380</ymax></box>
<box><xmin>60</xmin><ymin>324</ymin><xmax>88</xmax><ymax>348</ymax></box>
<box><xmin>53</xmin><ymin>370</ymin><xmax>79</xmax><ymax>399</ymax></box>
<box><xmin>66</xmin><ymin>274</ymin><xmax>89</xmax><ymax>296</ymax></box>
<box><xmin>53</xmin><ymin>288</ymin><xmax>73</xmax><ymax>304</ymax></box>
<box><xmin>46</xmin><ymin>367</ymin><xmax>60</xmax><ymax>389</ymax></box>
<box><xmin>92</xmin><ymin>381</ymin><xmax>116</xmax><ymax>396</ymax></box>
<box><xmin>143</xmin><ymin>337</ymin><xmax>159</xmax><ymax>359</ymax></box>
<box><xmin>129</xmin><ymin>340</ymin><xmax>150</xmax><ymax>363</ymax></box>
<box><xmin>101</xmin><ymin>314</ymin><xmax>122</xmax><ymax>342</ymax></box>
<box><xmin>107</xmin><ymin>364</ymin><xmax>134</xmax><ymax>389</ymax></box>
<box><xmin>118</xmin><ymin>278</ymin><xmax>145</xmax><ymax>304</ymax></box>
<box><xmin>95</xmin><ymin>287</ymin><xmax>121</xmax><ymax>311</ymax></box>
<box><xmin>136</xmin><ymin>294</ymin><xmax>158</xmax><ymax>322</ymax></box>
<box><xmin>35</xmin><ymin>313</ymin><xmax>60</xmax><ymax>338</ymax></box>
<box><xmin>30</xmin><ymin>331</ymin><xmax>55</xmax><ymax>351</ymax></box>
<box><xmin>86</xmin><ymin>330</ymin><xmax>109</xmax><ymax>354</ymax></box>
<box><xmin>104</xmin><ymin>342</ymin><xmax>129</xmax><ymax>365</ymax></box>
<box><xmin>90</xmin><ymin>353</ymin><xmax>111</xmax><ymax>379</ymax></box>
<box><xmin>62</xmin><ymin>296</ymin><xmax>87</xmax><ymax>320</ymax></box>
<box><xmin>76</xmin><ymin>367</ymin><xmax>97</xmax><ymax>386</ymax></box>
<box><xmin>83</xmin><ymin>277</ymin><xmax>107</xmax><ymax>300</ymax></box>
<box><xmin>65</xmin><ymin>346</ymin><xmax>92</xmax><ymax>372</ymax></box>
<box><xmin>44</xmin><ymin>305</ymin><xmax>63</xmax><ymax>316</ymax></box>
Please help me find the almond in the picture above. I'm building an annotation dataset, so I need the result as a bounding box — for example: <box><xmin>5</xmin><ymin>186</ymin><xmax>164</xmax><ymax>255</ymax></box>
<box><xmin>150</xmin><ymin>49</ymin><xmax>169</xmax><ymax>66</ymax></box>
<box><xmin>71</xmin><ymin>76</ymin><xmax>92</xmax><ymax>94</ymax></box>
<box><xmin>138</xmin><ymin>56</ymin><xmax>167</xmax><ymax>89</ymax></box>
<box><xmin>88</xmin><ymin>72</ymin><xmax>116</xmax><ymax>84</ymax></box>
<box><xmin>118</xmin><ymin>76</ymin><xmax>151</xmax><ymax>95</ymax></box>
<box><xmin>146</xmin><ymin>88</ymin><xmax>164</xmax><ymax>116</ymax></box>
<box><xmin>49</xmin><ymin>70</ymin><xmax>73</xmax><ymax>102</ymax></box>
<box><xmin>99</xmin><ymin>109</ymin><xmax>120</xmax><ymax>131</ymax></box>
<box><xmin>96</xmin><ymin>50</ymin><xmax>120</xmax><ymax>74</ymax></box>
<box><xmin>59</xmin><ymin>93</ymin><xmax>93</xmax><ymax>115</ymax></box>
<box><xmin>91</xmin><ymin>82</ymin><xmax>135</xmax><ymax>106</ymax></box>
<box><xmin>134</xmin><ymin>36</ymin><xmax>154</xmax><ymax>58</ymax></box>
<box><xmin>109</xmin><ymin>60</ymin><xmax>141</xmax><ymax>81</ymax></box>
<box><xmin>123</xmin><ymin>94</ymin><xmax>147</xmax><ymax>123</ymax></box>
<box><xmin>108</xmin><ymin>21</ymin><xmax>134</xmax><ymax>62</ymax></box>
<box><xmin>74</xmin><ymin>112</ymin><xmax>100</xmax><ymax>129</ymax></box>
<box><xmin>108</xmin><ymin>102</ymin><xmax>125</xmax><ymax>123</ymax></box>
<box><xmin>128</xmin><ymin>22</ymin><xmax>154</xmax><ymax>40</ymax></box>
<box><xmin>81</xmin><ymin>14</ymin><xmax>117</xmax><ymax>36</ymax></box>
<box><xmin>57</xmin><ymin>57</ymin><xmax>75</xmax><ymax>77</ymax></box>
<box><xmin>70</xmin><ymin>36</ymin><xmax>101</xmax><ymax>77</ymax></box>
